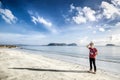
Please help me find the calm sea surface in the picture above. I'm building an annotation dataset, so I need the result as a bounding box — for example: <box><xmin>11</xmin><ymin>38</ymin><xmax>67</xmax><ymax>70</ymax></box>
<box><xmin>21</xmin><ymin>46</ymin><xmax>120</xmax><ymax>73</ymax></box>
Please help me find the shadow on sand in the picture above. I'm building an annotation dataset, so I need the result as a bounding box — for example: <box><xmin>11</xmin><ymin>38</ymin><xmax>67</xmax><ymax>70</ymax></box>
<box><xmin>9</xmin><ymin>68</ymin><xmax>89</xmax><ymax>73</ymax></box>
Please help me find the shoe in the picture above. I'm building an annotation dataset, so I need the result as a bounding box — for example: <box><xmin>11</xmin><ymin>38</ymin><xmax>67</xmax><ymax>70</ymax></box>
<box><xmin>88</xmin><ymin>70</ymin><xmax>92</xmax><ymax>73</ymax></box>
<box><xmin>92</xmin><ymin>71</ymin><xmax>96</xmax><ymax>74</ymax></box>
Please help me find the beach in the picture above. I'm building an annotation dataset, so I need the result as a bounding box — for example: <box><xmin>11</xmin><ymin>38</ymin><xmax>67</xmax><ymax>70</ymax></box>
<box><xmin>0</xmin><ymin>48</ymin><xmax>120</xmax><ymax>80</ymax></box>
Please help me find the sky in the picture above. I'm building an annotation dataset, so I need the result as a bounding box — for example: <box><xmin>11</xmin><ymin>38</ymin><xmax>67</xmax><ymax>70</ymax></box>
<box><xmin>0</xmin><ymin>0</ymin><xmax>120</xmax><ymax>45</ymax></box>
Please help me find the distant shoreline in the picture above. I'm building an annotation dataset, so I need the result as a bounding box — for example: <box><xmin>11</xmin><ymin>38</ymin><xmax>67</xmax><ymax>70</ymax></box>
<box><xmin>0</xmin><ymin>45</ymin><xmax>17</xmax><ymax>48</ymax></box>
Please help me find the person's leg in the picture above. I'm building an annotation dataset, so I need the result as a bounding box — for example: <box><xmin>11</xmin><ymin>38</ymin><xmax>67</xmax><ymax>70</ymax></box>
<box><xmin>93</xmin><ymin>58</ymin><xmax>96</xmax><ymax>72</ymax></box>
<box><xmin>89</xmin><ymin>58</ymin><xmax>92</xmax><ymax>71</ymax></box>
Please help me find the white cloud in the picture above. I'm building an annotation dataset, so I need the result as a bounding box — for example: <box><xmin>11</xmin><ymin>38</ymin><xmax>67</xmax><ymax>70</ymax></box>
<box><xmin>31</xmin><ymin>16</ymin><xmax>52</xmax><ymax>27</ymax></box>
<box><xmin>69</xmin><ymin>4</ymin><xmax>75</xmax><ymax>12</ymax></box>
<box><xmin>28</xmin><ymin>10</ymin><xmax>52</xmax><ymax>27</ymax></box>
<box><xmin>72</xmin><ymin>15</ymin><xmax>86</xmax><ymax>24</ymax></box>
<box><xmin>0</xmin><ymin>2</ymin><xmax>17</xmax><ymax>24</ymax></box>
<box><xmin>31</xmin><ymin>16</ymin><xmax>57</xmax><ymax>33</ymax></box>
<box><xmin>31</xmin><ymin>16</ymin><xmax>38</xmax><ymax>24</ymax></box>
<box><xmin>101</xmin><ymin>1</ymin><xmax>120</xmax><ymax>19</ymax></box>
<box><xmin>70</xmin><ymin>4</ymin><xmax>87</xmax><ymax>24</ymax></box>
<box><xmin>0</xmin><ymin>9</ymin><xmax>17</xmax><ymax>24</ymax></box>
<box><xmin>96</xmin><ymin>14</ymin><xmax>103</xmax><ymax>20</ymax></box>
<box><xmin>1</xmin><ymin>14</ymin><xmax>11</xmax><ymax>23</ymax></box>
<box><xmin>38</xmin><ymin>17</ymin><xmax>52</xmax><ymax>27</ymax></box>
<box><xmin>68</xmin><ymin>4</ymin><xmax>97</xmax><ymax>24</ymax></box>
<box><xmin>28</xmin><ymin>11</ymin><xmax>57</xmax><ymax>33</ymax></box>
<box><xmin>99</xmin><ymin>27</ymin><xmax>105</xmax><ymax>32</ymax></box>
<box><xmin>115</xmin><ymin>21</ymin><xmax>120</xmax><ymax>26</ymax></box>
<box><xmin>112</xmin><ymin>0</ymin><xmax>120</xmax><ymax>7</ymax></box>
<box><xmin>83</xmin><ymin>7</ymin><xmax>96</xmax><ymax>21</ymax></box>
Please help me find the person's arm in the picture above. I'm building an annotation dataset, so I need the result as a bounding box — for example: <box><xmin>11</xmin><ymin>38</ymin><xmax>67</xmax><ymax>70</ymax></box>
<box><xmin>95</xmin><ymin>52</ymin><xmax>98</xmax><ymax>55</ymax></box>
<box><xmin>86</xmin><ymin>44</ymin><xmax>90</xmax><ymax>48</ymax></box>
<box><xmin>95</xmin><ymin>49</ymin><xmax>98</xmax><ymax>55</ymax></box>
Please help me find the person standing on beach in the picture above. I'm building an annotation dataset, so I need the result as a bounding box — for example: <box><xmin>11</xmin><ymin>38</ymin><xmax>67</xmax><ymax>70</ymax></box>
<box><xmin>87</xmin><ymin>42</ymin><xmax>98</xmax><ymax>74</ymax></box>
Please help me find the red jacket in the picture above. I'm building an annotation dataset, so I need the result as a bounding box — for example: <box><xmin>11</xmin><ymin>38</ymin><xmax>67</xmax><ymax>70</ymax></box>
<box><xmin>89</xmin><ymin>47</ymin><xmax>97</xmax><ymax>58</ymax></box>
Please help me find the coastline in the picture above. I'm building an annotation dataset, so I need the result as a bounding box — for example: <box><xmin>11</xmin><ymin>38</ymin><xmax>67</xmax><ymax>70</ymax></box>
<box><xmin>0</xmin><ymin>48</ymin><xmax>120</xmax><ymax>80</ymax></box>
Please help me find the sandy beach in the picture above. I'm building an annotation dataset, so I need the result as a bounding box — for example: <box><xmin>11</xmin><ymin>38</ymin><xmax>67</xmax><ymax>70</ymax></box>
<box><xmin>0</xmin><ymin>48</ymin><xmax>120</xmax><ymax>80</ymax></box>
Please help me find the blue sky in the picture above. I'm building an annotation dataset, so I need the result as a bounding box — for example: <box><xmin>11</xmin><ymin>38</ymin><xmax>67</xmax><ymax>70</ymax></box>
<box><xmin>0</xmin><ymin>0</ymin><xmax>120</xmax><ymax>45</ymax></box>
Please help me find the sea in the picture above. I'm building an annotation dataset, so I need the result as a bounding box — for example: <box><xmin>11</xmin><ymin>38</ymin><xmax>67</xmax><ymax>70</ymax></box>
<box><xmin>20</xmin><ymin>45</ymin><xmax>120</xmax><ymax>73</ymax></box>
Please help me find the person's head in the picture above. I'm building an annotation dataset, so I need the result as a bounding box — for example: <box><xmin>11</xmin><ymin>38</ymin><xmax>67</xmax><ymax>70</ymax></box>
<box><xmin>89</xmin><ymin>42</ymin><xmax>94</xmax><ymax>47</ymax></box>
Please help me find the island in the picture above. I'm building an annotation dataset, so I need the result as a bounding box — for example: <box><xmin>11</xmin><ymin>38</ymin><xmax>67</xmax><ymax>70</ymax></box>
<box><xmin>47</xmin><ymin>43</ymin><xmax>77</xmax><ymax>46</ymax></box>
<box><xmin>106</xmin><ymin>44</ymin><xmax>115</xmax><ymax>46</ymax></box>
<box><xmin>67</xmin><ymin>43</ymin><xmax>77</xmax><ymax>46</ymax></box>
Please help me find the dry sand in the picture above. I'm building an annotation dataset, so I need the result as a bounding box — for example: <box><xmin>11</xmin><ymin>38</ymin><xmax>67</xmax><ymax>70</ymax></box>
<box><xmin>0</xmin><ymin>48</ymin><xmax>120</xmax><ymax>80</ymax></box>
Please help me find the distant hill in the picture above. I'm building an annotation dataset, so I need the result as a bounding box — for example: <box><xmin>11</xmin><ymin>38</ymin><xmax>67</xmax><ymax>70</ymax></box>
<box><xmin>47</xmin><ymin>43</ymin><xmax>77</xmax><ymax>46</ymax></box>
<box><xmin>67</xmin><ymin>43</ymin><xmax>77</xmax><ymax>46</ymax></box>
<box><xmin>48</xmin><ymin>43</ymin><xmax>66</xmax><ymax>46</ymax></box>
<box><xmin>106</xmin><ymin>44</ymin><xmax>115</xmax><ymax>46</ymax></box>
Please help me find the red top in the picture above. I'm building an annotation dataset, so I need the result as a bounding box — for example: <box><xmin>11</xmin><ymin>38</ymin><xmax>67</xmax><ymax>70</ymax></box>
<box><xmin>89</xmin><ymin>47</ymin><xmax>97</xmax><ymax>58</ymax></box>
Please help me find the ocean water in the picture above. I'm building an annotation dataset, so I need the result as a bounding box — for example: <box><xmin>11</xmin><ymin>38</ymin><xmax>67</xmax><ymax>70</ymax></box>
<box><xmin>21</xmin><ymin>46</ymin><xmax>120</xmax><ymax>73</ymax></box>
